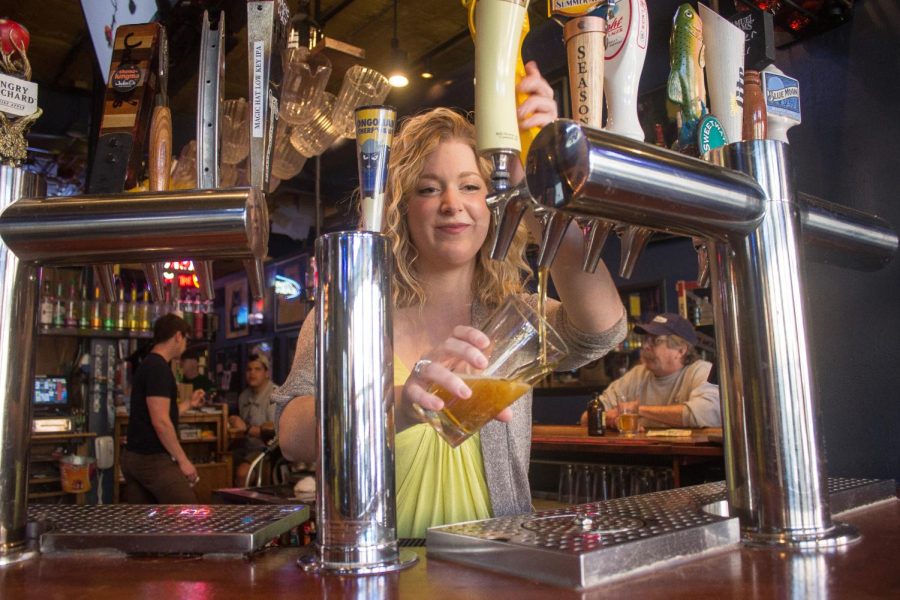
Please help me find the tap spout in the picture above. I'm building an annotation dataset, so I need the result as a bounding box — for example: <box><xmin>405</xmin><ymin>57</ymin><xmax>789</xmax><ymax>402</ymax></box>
<box><xmin>487</xmin><ymin>182</ymin><xmax>532</xmax><ymax>261</ymax></box>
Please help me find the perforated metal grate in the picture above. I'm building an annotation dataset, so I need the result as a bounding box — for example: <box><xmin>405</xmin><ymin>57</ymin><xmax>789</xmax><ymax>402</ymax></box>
<box><xmin>28</xmin><ymin>504</ymin><xmax>310</xmax><ymax>555</ymax></box>
<box><xmin>426</xmin><ymin>478</ymin><xmax>894</xmax><ymax>589</ymax></box>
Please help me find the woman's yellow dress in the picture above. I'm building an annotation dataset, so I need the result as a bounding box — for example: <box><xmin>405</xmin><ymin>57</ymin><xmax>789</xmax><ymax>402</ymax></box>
<box><xmin>393</xmin><ymin>359</ymin><xmax>493</xmax><ymax>538</ymax></box>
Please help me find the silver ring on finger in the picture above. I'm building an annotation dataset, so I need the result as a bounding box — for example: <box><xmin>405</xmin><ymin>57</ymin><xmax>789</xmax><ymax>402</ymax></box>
<box><xmin>412</xmin><ymin>359</ymin><xmax>432</xmax><ymax>378</ymax></box>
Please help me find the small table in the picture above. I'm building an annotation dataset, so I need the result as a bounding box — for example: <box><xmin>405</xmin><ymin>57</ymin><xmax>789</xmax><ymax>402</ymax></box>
<box><xmin>531</xmin><ymin>425</ymin><xmax>724</xmax><ymax>488</ymax></box>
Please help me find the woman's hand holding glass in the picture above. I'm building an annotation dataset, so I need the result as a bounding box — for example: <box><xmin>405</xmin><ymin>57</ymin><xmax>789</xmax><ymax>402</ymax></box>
<box><xmin>401</xmin><ymin>325</ymin><xmax>517</xmax><ymax>426</ymax></box>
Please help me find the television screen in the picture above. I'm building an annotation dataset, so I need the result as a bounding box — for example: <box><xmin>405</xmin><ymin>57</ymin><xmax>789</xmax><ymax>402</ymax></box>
<box><xmin>34</xmin><ymin>375</ymin><xmax>68</xmax><ymax>407</ymax></box>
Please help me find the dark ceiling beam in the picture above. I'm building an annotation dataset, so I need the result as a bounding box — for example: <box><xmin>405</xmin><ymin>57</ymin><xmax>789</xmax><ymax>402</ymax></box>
<box><xmin>319</xmin><ymin>0</ymin><xmax>360</xmax><ymax>25</ymax></box>
<box><xmin>410</xmin><ymin>28</ymin><xmax>470</xmax><ymax>67</ymax></box>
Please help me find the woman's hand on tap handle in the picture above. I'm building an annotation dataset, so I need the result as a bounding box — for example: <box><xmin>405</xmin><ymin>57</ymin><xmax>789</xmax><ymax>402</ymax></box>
<box><xmin>511</xmin><ymin>61</ymin><xmax>557</xmax><ymax>184</ymax></box>
<box><xmin>516</xmin><ymin>61</ymin><xmax>557</xmax><ymax>130</ymax></box>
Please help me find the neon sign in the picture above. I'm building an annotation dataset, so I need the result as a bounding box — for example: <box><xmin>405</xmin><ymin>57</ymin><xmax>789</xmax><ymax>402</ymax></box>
<box><xmin>163</xmin><ymin>260</ymin><xmax>200</xmax><ymax>289</ymax></box>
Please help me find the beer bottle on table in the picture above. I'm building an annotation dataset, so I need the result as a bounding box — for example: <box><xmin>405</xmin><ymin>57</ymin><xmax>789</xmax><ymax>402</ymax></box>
<box><xmin>587</xmin><ymin>393</ymin><xmax>606</xmax><ymax>436</ymax></box>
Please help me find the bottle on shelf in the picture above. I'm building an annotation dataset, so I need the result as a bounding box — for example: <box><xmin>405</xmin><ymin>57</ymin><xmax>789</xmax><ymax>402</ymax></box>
<box><xmin>128</xmin><ymin>284</ymin><xmax>139</xmax><ymax>331</ymax></box>
<box><xmin>139</xmin><ymin>287</ymin><xmax>151</xmax><ymax>332</ymax></box>
<box><xmin>91</xmin><ymin>286</ymin><xmax>103</xmax><ymax>330</ymax></box>
<box><xmin>182</xmin><ymin>289</ymin><xmax>195</xmax><ymax>332</ymax></box>
<box><xmin>115</xmin><ymin>283</ymin><xmax>127</xmax><ymax>331</ymax></box>
<box><xmin>53</xmin><ymin>282</ymin><xmax>66</xmax><ymax>328</ymax></box>
<box><xmin>64</xmin><ymin>282</ymin><xmax>79</xmax><ymax>328</ymax></box>
<box><xmin>79</xmin><ymin>284</ymin><xmax>91</xmax><ymax>329</ymax></box>
<box><xmin>39</xmin><ymin>280</ymin><xmax>54</xmax><ymax>329</ymax></box>
<box><xmin>193</xmin><ymin>293</ymin><xmax>205</xmax><ymax>340</ymax></box>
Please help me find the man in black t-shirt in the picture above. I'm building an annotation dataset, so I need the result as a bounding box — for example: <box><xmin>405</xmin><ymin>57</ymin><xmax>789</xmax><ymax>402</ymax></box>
<box><xmin>122</xmin><ymin>313</ymin><xmax>206</xmax><ymax>503</ymax></box>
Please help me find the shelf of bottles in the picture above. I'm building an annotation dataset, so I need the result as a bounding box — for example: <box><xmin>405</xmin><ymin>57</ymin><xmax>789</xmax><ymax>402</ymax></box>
<box><xmin>37</xmin><ymin>267</ymin><xmax>218</xmax><ymax>342</ymax></box>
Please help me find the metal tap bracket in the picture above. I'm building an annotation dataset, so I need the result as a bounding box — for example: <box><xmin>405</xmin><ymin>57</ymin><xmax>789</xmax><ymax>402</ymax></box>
<box><xmin>28</xmin><ymin>504</ymin><xmax>309</xmax><ymax>556</ymax></box>
<box><xmin>194</xmin><ymin>10</ymin><xmax>227</xmax><ymax>301</ymax></box>
<box><xmin>246</xmin><ymin>0</ymin><xmax>289</xmax><ymax>193</ymax></box>
<box><xmin>426</xmin><ymin>478</ymin><xmax>894</xmax><ymax>589</ymax></box>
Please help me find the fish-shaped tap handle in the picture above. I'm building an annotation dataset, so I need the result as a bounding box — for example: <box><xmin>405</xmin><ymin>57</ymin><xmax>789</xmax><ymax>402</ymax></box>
<box><xmin>667</xmin><ymin>3</ymin><xmax>707</xmax><ymax>152</ymax></box>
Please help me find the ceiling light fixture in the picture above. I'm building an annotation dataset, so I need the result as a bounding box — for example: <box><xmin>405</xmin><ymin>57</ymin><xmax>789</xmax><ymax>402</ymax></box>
<box><xmin>420</xmin><ymin>57</ymin><xmax>434</xmax><ymax>79</ymax></box>
<box><xmin>388</xmin><ymin>0</ymin><xmax>409</xmax><ymax>87</ymax></box>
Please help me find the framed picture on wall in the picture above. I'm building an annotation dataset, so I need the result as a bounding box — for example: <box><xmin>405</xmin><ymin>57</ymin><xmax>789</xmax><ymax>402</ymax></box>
<box><xmin>214</xmin><ymin>345</ymin><xmax>242</xmax><ymax>396</ymax></box>
<box><xmin>277</xmin><ymin>334</ymin><xmax>300</xmax><ymax>384</ymax></box>
<box><xmin>225</xmin><ymin>279</ymin><xmax>249</xmax><ymax>339</ymax></box>
<box><xmin>274</xmin><ymin>257</ymin><xmax>309</xmax><ymax>331</ymax></box>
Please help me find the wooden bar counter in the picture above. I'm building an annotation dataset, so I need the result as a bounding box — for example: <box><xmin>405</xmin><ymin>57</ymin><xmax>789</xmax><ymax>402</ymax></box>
<box><xmin>1</xmin><ymin>497</ymin><xmax>898</xmax><ymax>598</ymax></box>
<box><xmin>532</xmin><ymin>425</ymin><xmax>724</xmax><ymax>487</ymax></box>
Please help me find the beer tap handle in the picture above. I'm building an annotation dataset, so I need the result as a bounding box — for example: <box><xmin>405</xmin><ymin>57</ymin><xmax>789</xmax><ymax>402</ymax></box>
<box><xmin>693</xmin><ymin>236</ymin><xmax>711</xmax><ymax>288</ymax></box>
<box><xmin>243</xmin><ymin>258</ymin><xmax>266</xmax><ymax>301</ymax></box>
<box><xmin>563</xmin><ymin>15</ymin><xmax>607</xmax><ymax>129</ymax></box>
<box><xmin>579</xmin><ymin>217</ymin><xmax>614</xmax><ymax>273</ymax></box>
<box><xmin>616</xmin><ymin>224</ymin><xmax>653</xmax><ymax>279</ymax></box>
<box><xmin>537</xmin><ymin>210</ymin><xmax>574</xmax><ymax>270</ymax></box>
<box><xmin>144</xmin><ymin>29</ymin><xmax>171</xmax><ymax>303</ymax></box>
<box><xmin>195</xmin><ymin>260</ymin><xmax>216</xmax><ymax>302</ymax></box>
<box><xmin>514</xmin><ymin>12</ymin><xmax>540</xmax><ymax>161</ymax></box>
<box><xmin>246</xmin><ymin>0</ymin><xmax>288</xmax><ymax>192</ymax></box>
<box><xmin>94</xmin><ymin>265</ymin><xmax>117</xmax><ymax>304</ymax></box>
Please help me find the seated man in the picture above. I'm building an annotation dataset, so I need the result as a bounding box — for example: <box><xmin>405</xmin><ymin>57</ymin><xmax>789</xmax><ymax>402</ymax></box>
<box><xmin>229</xmin><ymin>354</ymin><xmax>277</xmax><ymax>485</ymax></box>
<box><xmin>583</xmin><ymin>313</ymin><xmax>721</xmax><ymax>429</ymax></box>
<box><xmin>180</xmin><ymin>349</ymin><xmax>215</xmax><ymax>395</ymax></box>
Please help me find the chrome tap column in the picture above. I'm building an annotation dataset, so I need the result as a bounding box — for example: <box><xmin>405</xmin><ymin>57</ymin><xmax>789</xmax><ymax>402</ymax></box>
<box><xmin>0</xmin><ymin>167</ymin><xmax>44</xmax><ymax>564</ymax></box>
<box><xmin>0</xmin><ymin>185</ymin><xmax>267</xmax><ymax>565</ymax></box>
<box><xmin>523</xmin><ymin>120</ymin><xmax>896</xmax><ymax>548</ymax></box>
<box><xmin>707</xmin><ymin>141</ymin><xmax>856</xmax><ymax>547</ymax></box>
<box><xmin>302</xmin><ymin>231</ymin><xmax>416</xmax><ymax>574</ymax></box>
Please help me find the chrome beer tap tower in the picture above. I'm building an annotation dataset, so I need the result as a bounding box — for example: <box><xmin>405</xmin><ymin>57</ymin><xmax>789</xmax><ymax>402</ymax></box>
<box><xmin>0</xmin><ymin>2</ymin><xmax>292</xmax><ymax>564</ymax></box>
<box><xmin>496</xmin><ymin>121</ymin><xmax>897</xmax><ymax>548</ymax></box>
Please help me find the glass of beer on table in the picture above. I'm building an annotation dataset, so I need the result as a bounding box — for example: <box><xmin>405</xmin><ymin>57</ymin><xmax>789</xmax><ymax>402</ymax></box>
<box><xmin>417</xmin><ymin>295</ymin><xmax>569</xmax><ymax>447</ymax></box>
<box><xmin>615</xmin><ymin>394</ymin><xmax>641</xmax><ymax>437</ymax></box>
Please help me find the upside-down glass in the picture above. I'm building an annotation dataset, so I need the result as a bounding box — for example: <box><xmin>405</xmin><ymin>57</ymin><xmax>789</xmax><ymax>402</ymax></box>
<box><xmin>331</xmin><ymin>65</ymin><xmax>391</xmax><ymax>139</ymax></box>
<box><xmin>221</xmin><ymin>98</ymin><xmax>250</xmax><ymax>165</ymax></box>
<box><xmin>271</xmin><ymin>119</ymin><xmax>308</xmax><ymax>180</ymax></box>
<box><xmin>289</xmin><ymin>91</ymin><xmax>340</xmax><ymax>158</ymax></box>
<box><xmin>279</xmin><ymin>48</ymin><xmax>332</xmax><ymax>126</ymax></box>
<box><xmin>416</xmin><ymin>295</ymin><xmax>569</xmax><ymax>447</ymax></box>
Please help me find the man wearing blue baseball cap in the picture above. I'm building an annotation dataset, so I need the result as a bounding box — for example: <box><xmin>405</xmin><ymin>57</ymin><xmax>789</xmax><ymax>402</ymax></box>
<box><xmin>582</xmin><ymin>313</ymin><xmax>721</xmax><ymax>429</ymax></box>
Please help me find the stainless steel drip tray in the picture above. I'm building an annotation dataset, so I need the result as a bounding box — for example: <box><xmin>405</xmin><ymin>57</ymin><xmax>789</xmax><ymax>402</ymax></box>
<box><xmin>27</xmin><ymin>504</ymin><xmax>310</xmax><ymax>556</ymax></box>
<box><xmin>426</xmin><ymin>477</ymin><xmax>897</xmax><ymax>589</ymax></box>
<box><xmin>426</xmin><ymin>483</ymin><xmax>738</xmax><ymax>590</ymax></box>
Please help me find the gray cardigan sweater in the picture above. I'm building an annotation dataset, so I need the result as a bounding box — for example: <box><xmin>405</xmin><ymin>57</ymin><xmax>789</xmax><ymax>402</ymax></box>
<box><xmin>274</xmin><ymin>293</ymin><xmax>626</xmax><ymax>518</ymax></box>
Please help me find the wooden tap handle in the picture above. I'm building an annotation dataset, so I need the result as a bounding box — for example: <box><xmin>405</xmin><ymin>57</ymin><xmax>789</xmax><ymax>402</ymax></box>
<box><xmin>564</xmin><ymin>16</ymin><xmax>607</xmax><ymax>129</ymax></box>
<box><xmin>148</xmin><ymin>105</ymin><xmax>172</xmax><ymax>192</ymax></box>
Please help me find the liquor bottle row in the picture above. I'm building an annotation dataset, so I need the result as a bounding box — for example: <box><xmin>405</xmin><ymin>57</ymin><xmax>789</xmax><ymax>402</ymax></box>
<box><xmin>38</xmin><ymin>281</ymin><xmax>218</xmax><ymax>340</ymax></box>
